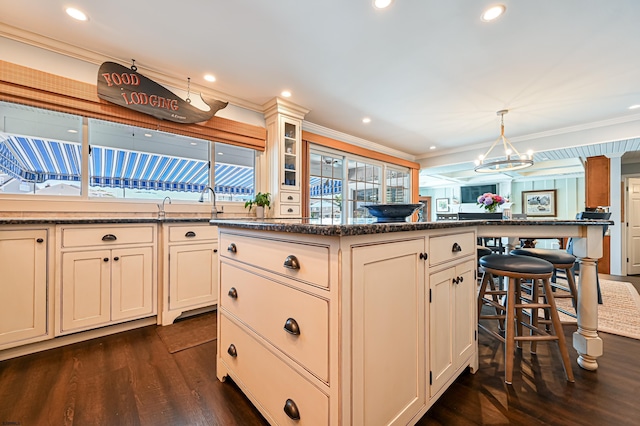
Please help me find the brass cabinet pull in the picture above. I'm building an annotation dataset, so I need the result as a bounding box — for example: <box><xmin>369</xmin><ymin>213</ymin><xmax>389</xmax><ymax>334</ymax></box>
<box><xmin>185</xmin><ymin>231</ymin><xmax>196</xmax><ymax>238</ymax></box>
<box><xmin>102</xmin><ymin>234</ymin><xmax>117</xmax><ymax>241</ymax></box>
<box><xmin>283</xmin><ymin>399</ymin><xmax>300</xmax><ymax>420</ymax></box>
<box><xmin>283</xmin><ymin>255</ymin><xmax>300</xmax><ymax>270</ymax></box>
<box><xmin>227</xmin><ymin>344</ymin><xmax>237</xmax><ymax>357</ymax></box>
<box><xmin>228</xmin><ymin>287</ymin><xmax>238</xmax><ymax>299</ymax></box>
<box><xmin>227</xmin><ymin>243</ymin><xmax>237</xmax><ymax>253</ymax></box>
<box><xmin>284</xmin><ymin>318</ymin><xmax>300</xmax><ymax>335</ymax></box>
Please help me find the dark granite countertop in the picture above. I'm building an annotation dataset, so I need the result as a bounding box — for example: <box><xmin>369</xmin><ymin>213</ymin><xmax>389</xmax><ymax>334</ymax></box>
<box><xmin>209</xmin><ymin>218</ymin><xmax>613</xmax><ymax>237</ymax></box>
<box><xmin>0</xmin><ymin>217</ymin><xmax>214</xmax><ymax>225</ymax></box>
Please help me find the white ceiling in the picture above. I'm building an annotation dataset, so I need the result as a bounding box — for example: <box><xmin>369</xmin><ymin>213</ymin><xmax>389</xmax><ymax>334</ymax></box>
<box><xmin>1</xmin><ymin>0</ymin><xmax>640</xmax><ymax>182</ymax></box>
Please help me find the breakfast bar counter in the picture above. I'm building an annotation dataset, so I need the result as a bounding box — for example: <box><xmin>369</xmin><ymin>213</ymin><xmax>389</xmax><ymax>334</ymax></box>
<box><xmin>211</xmin><ymin>218</ymin><xmax>611</xmax><ymax>425</ymax></box>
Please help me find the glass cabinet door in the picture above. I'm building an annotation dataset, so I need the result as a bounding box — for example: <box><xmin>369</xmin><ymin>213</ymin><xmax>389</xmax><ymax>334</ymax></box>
<box><xmin>281</xmin><ymin>119</ymin><xmax>299</xmax><ymax>189</ymax></box>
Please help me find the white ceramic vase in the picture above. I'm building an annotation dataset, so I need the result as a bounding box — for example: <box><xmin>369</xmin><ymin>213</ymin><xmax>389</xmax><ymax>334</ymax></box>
<box><xmin>255</xmin><ymin>205</ymin><xmax>265</xmax><ymax>219</ymax></box>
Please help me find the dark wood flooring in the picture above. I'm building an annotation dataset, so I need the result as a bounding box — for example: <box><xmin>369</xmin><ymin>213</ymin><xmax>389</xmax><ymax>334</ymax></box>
<box><xmin>1</xmin><ymin>275</ymin><xmax>639</xmax><ymax>425</ymax></box>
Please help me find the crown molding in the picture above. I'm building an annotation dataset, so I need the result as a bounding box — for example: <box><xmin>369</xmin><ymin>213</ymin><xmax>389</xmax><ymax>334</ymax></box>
<box><xmin>302</xmin><ymin>121</ymin><xmax>415</xmax><ymax>162</ymax></box>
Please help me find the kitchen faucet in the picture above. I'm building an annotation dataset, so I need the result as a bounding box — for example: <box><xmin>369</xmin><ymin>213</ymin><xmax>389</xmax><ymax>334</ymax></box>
<box><xmin>199</xmin><ymin>186</ymin><xmax>220</xmax><ymax>218</ymax></box>
<box><xmin>157</xmin><ymin>196</ymin><xmax>171</xmax><ymax>219</ymax></box>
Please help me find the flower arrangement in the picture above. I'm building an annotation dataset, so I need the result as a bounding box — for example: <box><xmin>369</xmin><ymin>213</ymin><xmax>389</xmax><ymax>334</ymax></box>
<box><xmin>477</xmin><ymin>192</ymin><xmax>505</xmax><ymax>213</ymax></box>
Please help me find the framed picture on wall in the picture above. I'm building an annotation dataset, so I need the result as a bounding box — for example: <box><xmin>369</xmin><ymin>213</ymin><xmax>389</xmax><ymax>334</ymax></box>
<box><xmin>436</xmin><ymin>198</ymin><xmax>450</xmax><ymax>212</ymax></box>
<box><xmin>522</xmin><ymin>190</ymin><xmax>557</xmax><ymax>217</ymax></box>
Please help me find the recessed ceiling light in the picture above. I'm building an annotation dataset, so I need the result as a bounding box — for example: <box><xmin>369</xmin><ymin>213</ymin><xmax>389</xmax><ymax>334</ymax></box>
<box><xmin>362</xmin><ymin>117</ymin><xmax>371</xmax><ymax>124</ymax></box>
<box><xmin>281</xmin><ymin>90</ymin><xmax>292</xmax><ymax>98</ymax></box>
<box><xmin>144</xmin><ymin>133</ymin><xmax>152</xmax><ymax>138</ymax></box>
<box><xmin>481</xmin><ymin>5</ymin><xmax>506</xmax><ymax>22</ymax></box>
<box><xmin>629</xmin><ymin>104</ymin><xmax>640</xmax><ymax>110</ymax></box>
<box><xmin>67</xmin><ymin>129</ymin><xmax>78</xmax><ymax>134</ymax></box>
<box><xmin>190</xmin><ymin>142</ymin><xmax>198</xmax><ymax>146</ymax></box>
<box><xmin>373</xmin><ymin>0</ymin><xmax>393</xmax><ymax>9</ymax></box>
<box><xmin>430</xmin><ymin>146</ymin><xmax>436</xmax><ymax>150</ymax></box>
<box><xmin>217</xmin><ymin>152</ymin><xmax>224</xmax><ymax>155</ymax></box>
<box><xmin>204</xmin><ymin>74</ymin><xmax>216</xmax><ymax>82</ymax></box>
<box><xmin>66</xmin><ymin>7</ymin><xmax>88</xmax><ymax>21</ymax></box>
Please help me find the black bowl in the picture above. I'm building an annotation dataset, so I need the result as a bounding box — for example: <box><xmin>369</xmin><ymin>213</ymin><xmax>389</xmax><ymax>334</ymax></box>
<box><xmin>363</xmin><ymin>203</ymin><xmax>424</xmax><ymax>223</ymax></box>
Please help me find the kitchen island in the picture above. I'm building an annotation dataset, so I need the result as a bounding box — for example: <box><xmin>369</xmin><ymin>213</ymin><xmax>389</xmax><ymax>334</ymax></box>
<box><xmin>212</xmin><ymin>218</ymin><xmax>610</xmax><ymax>425</ymax></box>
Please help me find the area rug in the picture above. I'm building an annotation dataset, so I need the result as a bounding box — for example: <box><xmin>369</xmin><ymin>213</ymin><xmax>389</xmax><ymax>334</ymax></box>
<box><xmin>554</xmin><ymin>279</ymin><xmax>640</xmax><ymax>340</ymax></box>
<box><xmin>156</xmin><ymin>312</ymin><xmax>217</xmax><ymax>353</ymax></box>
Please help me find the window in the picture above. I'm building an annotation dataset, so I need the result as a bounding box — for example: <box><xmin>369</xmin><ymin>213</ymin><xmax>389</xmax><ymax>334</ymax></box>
<box><xmin>0</xmin><ymin>102</ymin><xmax>83</xmax><ymax>196</ymax></box>
<box><xmin>309</xmin><ymin>146</ymin><xmax>411</xmax><ymax>224</ymax></box>
<box><xmin>0</xmin><ymin>101</ymin><xmax>256</xmax><ymax>201</ymax></box>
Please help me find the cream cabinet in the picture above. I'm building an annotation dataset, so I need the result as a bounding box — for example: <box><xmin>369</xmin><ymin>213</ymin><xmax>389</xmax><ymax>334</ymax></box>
<box><xmin>264</xmin><ymin>97</ymin><xmax>309</xmax><ymax>218</ymax></box>
<box><xmin>57</xmin><ymin>224</ymin><xmax>156</xmax><ymax>335</ymax></box>
<box><xmin>159</xmin><ymin>222</ymin><xmax>218</xmax><ymax>325</ymax></box>
<box><xmin>215</xmin><ymin>226</ymin><xmax>479</xmax><ymax>426</ymax></box>
<box><xmin>351</xmin><ymin>238</ymin><xmax>427</xmax><ymax>425</ymax></box>
<box><xmin>218</xmin><ymin>230</ymin><xmax>331</xmax><ymax>424</ymax></box>
<box><xmin>0</xmin><ymin>227</ymin><xmax>53</xmax><ymax>350</ymax></box>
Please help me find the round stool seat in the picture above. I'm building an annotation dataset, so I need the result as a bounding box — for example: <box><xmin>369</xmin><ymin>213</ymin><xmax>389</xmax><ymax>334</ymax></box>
<box><xmin>510</xmin><ymin>248</ymin><xmax>576</xmax><ymax>266</ymax></box>
<box><xmin>480</xmin><ymin>254</ymin><xmax>553</xmax><ymax>276</ymax></box>
<box><xmin>477</xmin><ymin>246</ymin><xmax>493</xmax><ymax>258</ymax></box>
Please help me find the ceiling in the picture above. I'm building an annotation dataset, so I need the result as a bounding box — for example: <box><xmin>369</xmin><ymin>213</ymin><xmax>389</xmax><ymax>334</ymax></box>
<box><xmin>1</xmin><ymin>0</ymin><xmax>640</xmax><ymax>183</ymax></box>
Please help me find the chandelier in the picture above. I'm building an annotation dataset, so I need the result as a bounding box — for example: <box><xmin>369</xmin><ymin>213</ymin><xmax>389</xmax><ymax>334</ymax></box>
<box><xmin>474</xmin><ymin>110</ymin><xmax>534</xmax><ymax>173</ymax></box>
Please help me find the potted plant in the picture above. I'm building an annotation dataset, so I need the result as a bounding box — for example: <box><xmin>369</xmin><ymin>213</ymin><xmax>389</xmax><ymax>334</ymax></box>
<box><xmin>244</xmin><ymin>192</ymin><xmax>271</xmax><ymax>218</ymax></box>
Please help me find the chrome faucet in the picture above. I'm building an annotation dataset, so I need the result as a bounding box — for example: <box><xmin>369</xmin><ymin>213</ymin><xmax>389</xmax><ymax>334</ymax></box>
<box><xmin>157</xmin><ymin>196</ymin><xmax>171</xmax><ymax>219</ymax></box>
<box><xmin>199</xmin><ymin>186</ymin><xmax>220</xmax><ymax>218</ymax></box>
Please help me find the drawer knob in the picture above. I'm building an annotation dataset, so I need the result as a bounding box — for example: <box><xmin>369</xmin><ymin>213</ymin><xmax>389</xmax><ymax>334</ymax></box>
<box><xmin>102</xmin><ymin>234</ymin><xmax>117</xmax><ymax>241</ymax></box>
<box><xmin>185</xmin><ymin>231</ymin><xmax>196</xmax><ymax>238</ymax></box>
<box><xmin>227</xmin><ymin>243</ymin><xmax>237</xmax><ymax>253</ymax></box>
<box><xmin>287</xmin><ymin>195</ymin><xmax>293</xmax><ymax>200</ymax></box>
<box><xmin>113</xmin><ymin>256</ymin><xmax>119</xmax><ymax>261</ymax></box>
<box><xmin>452</xmin><ymin>242</ymin><xmax>462</xmax><ymax>253</ymax></box>
<box><xmin>228</xmin><ymin>287</ymin><xmax>238</xmax><ymax>299</ymax></box>
<box><xmin>284</xmin><ymin>318</ymin><xmax>300</xmax><ymax>335</ymax></box>
<box><xmin>36</xmin><ymin>238</ymin><xmax>44</xmax><ymax>243</ymax></box>
<box><xmin>287</xmin><ymin>208</ymin><xmax>293</xmax><ymax>213</ymax></box>
<box><xmin>103</xmin><ymin>257</ymin><xmax>109</xmax><ymax>262</ymax></box>
<box><xmin>213</xmin><ymin>249</ymin><xmax>218</xmax><ymax>253</ymax></box>
<box><xmin>283</xmin><ymin>398</ymin><xmax>300</xmax><ymax>420</ymax></box>
<box><xmin>283</xmin><ymin>255</ymin><xmax>300</xmax><ymax>270</ymax></box>
<box><xmin>227</xmin><ymin>344</ymin><xmax>237</xmax><ymax>357</ymax></box>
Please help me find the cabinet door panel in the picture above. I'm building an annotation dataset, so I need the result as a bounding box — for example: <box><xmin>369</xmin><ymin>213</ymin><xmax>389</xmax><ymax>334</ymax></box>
<box><xmin>61</xmin><ymin>250</ymin><xmax>111</xmax><ymax>332</ymax></box>
<box><xmin>112</xmin><ymin>247</ymin><xmax>154</xmax><ymax>321</ymax></box>
<box><xmin>453</xmin><ymin>260</ymin><xmax>475</xmax><ymax>366</ymax></box>
<box><xmin>169</xmin><ymin>243</ymin><xmax>217</xmax><ymax>310</ymax></box>
<box><xmin>351</xmin><ymin>239</ymin><xmax>426</xmax><ymax>426</ymax></box>
<box><xmin>0</xmin><ymin>229</ymin><xmax>48</xmax><ymax>348</ymax></box>
<box><xmin>429</xmin><ymin>268</ymin><xmax>454</xmax><ymax>396</ymax></box>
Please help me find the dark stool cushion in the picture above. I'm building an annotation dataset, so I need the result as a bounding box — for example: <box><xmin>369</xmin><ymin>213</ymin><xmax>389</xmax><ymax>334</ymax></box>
<box><xmin>480</xmin><ymin>254</ymin><xmax>554</xmax><ymax>275</ymax></box>
<box><xmin>510</xmin><ymin>248</ymin><xmax>576</xmax><ymax>265</ymax></box>
<box><xmin>477</xmin><ymin>246</ymin><xmax>493</xmax><ymax>258</ymax></box>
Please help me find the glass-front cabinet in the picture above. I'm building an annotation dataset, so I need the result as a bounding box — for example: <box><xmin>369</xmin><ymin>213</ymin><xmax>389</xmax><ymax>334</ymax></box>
<box><xmin>264</xmin><ymin>98</ymin><xmax>308</xmax><ymax>218</ymax></box>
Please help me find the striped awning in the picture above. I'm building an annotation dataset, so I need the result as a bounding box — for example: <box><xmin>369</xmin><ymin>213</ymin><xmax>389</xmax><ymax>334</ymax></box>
<box><xmin>0</xmin><ymin>135</ymin><xmax>253</xmax><ymax>194</ymax></box>
<box><xmin>309</xmin><ymin>177</ymin><xmax>342</xmax><ymax>196</ymax></box>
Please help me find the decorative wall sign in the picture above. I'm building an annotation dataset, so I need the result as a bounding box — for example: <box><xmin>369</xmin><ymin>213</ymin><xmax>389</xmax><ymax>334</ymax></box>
<box><xmin>97</xmin><ymin>61</ymin><xmax>228</xmax><ymax>124</ymax></box>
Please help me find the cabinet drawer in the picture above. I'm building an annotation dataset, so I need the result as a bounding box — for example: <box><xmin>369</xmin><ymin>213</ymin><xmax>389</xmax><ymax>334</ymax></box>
<box><xmin>220</xmin><ymin>233</ymin><xmax>330</xmax><ymax>289</ymax></box>
<box><xmin>280</xmin><ymin>204</ymin><xmax>300</xmax><ymax>216</ymax></box>
<box><xmin>168</xmin><ymin>224</ymin><xmax>217</xmax><ymax>242</ymax></box>
<box><xmin>428</xmin><ymin>232</ymin><xmax>475</xmax><ymax>265</ymax></box>
<box><xmin>219</xmin><ymin>313</ymin><xmax>329</xmax><ymax>425</ymax></box>
<box><xmin>221</xmin><ymin>262</ymin><xmax>328</xmax><ymax>381</ymax></box>
<box><xmin>280</xmin><ymin>192</ymin><xmax>300</xmax><ymax>203</ymax></box>
<box><xmin>61</xmin><ymin>225</ymin><xmax>155</xmax><ymax>248</ymax></box>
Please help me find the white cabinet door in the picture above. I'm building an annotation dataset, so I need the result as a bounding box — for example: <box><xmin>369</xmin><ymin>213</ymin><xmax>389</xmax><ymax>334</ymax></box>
<box><xmin>351</xmin><ymin>238</ymin><xmax>426</xmax><ymax>426</ymax></box>
<box><xmin>112</xmin><ymin>246</ymin><xmax>154</xmax><ymax>321</ymax></box>
<box><xmin>0</xmin><ymin>229</ymin><xmax>48</xmax><ymax>349</ymax></box>
<box><xmin>430</xmin><ymin>258</ymin><xmax>476</xmax><ymax>396</ymax></box>
<box><xmin>168</xmin><ymin>243</ymin><xmax>217</xmax><ymax>311</ymax></box>
<box><xmin>61</xmin><ymin>249</ymin><xmax>111</xmax><ymax>332</ymax></box>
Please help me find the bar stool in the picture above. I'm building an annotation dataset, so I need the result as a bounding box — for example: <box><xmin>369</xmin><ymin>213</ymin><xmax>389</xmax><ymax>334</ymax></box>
<box><xmin>479</xmin><ymin>254</ymin><xmax>575</xmax><ymax>384</ymax></box>
<box><xmin>510</xmin><ymin>248</ymin><xmax>578</xmax><ymax>318</ymax></box>
<box><xmin>477</xmin><ymin>246</ymin><xmax>505</xmax><ymax>332</ymax></box>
